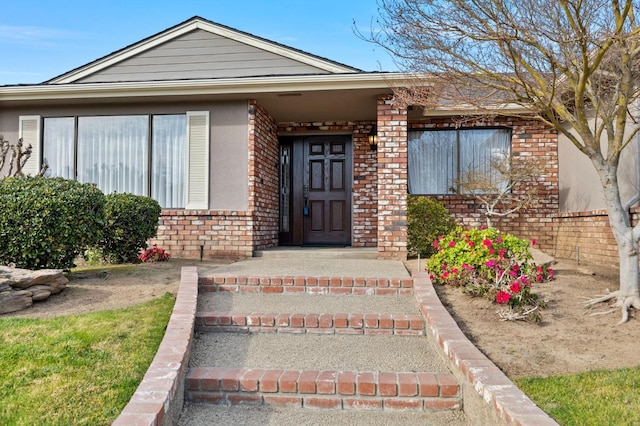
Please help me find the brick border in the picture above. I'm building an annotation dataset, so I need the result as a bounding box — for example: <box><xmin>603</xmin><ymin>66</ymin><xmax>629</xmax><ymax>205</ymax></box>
<box><xmin>186</xmin><ymin>367</ymin><xmax>460</xmax><ymax>411</ymax></box>
<box><xmin>195</xmin><ymin>312</ymin><xmax>424</xmax><ymax>335</ymax></box>
<box><xmin>112</xmin><ymin>266</ymin><xmax>199</xmax><ymax>426</ymax></box>
<box><xmin>413</xmin><ymin>272</ymin><xmax>558</xmax><ymax>425</ymax></box>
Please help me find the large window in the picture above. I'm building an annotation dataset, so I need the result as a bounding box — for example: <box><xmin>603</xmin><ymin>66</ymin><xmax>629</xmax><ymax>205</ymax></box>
<box><xmin>408</xmin><ymin>128</ymin><xmax>511</xmax><ymax>194</ymax></box>
<box><xmin>43</xmin><ymin>114</ymin><xmax>187</xmax><ymax>208</ymax></box>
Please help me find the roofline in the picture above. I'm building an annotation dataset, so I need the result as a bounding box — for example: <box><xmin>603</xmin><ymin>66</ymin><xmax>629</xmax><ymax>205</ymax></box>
<box><xmin>47</xmin><ymin>16</ymin><xmax>360</xmax><ymax>85</ymax></box>
<box><xmin>0</xmin><ymin>73</ymin><xmax>413</xmax><ymax>102</ymax></box>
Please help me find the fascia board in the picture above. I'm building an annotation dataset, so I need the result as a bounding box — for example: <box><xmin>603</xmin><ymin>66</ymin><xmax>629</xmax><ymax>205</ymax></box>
<box><xmin>0</xmin><ymin>73</ymin><xmax>414</xmax><ymax>102</ymax></box>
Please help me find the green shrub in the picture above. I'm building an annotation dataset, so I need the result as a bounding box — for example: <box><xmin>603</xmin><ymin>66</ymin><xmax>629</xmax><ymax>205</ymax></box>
<box><xmin>98</xmin><ymin>193</ymin><xmax>162</xmax><ymax>263</ymax></box>
<box><xmin>427</xmin><ymin>227</ymin><xmax>553</xmax><ymax>321</ymax></box>
<box><xmin>0</xmin><ymin>177</ymin><xmax>105</xmax><ymax>270</ymax></box>
<box><xmin>407</xmin><ymin>196</ymin><xmax>456</xmax><ymax>257</ymax></box>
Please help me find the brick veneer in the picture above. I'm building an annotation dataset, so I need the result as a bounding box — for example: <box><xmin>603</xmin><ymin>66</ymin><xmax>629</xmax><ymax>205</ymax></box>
<box><xmin>277</xmin><ymin>121</ymin><xmax>379</xmax><ymax>247</ymax></box>
<box><xmin>553</xmin><ymin>207</ymin><xmax>640</xmax><ymax>266</ymax></box>
<box><xmin>376</xmin><ymin>95</ymin><xmax>409</xmax><ymax>259</ymax></box>
<box><xmin>410</xmin><ymin>117</ymin><xmax>559</xmax><ymax>251</ymax></box>
<box><xmin>248</xmin><ymin>100</ymin><xmax>280</xmax><ymax>250</ymax></box>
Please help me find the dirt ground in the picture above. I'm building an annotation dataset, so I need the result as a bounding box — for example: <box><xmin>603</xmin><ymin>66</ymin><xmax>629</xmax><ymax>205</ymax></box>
<box><xmin>433</xmin><ymin>259</ymin><xmax>640</xmax><ymax>379</ymax></box>
<box><xmin>2</xmin><ymin>257</ymin><xmax>640</xmax><ymax>380</ymax></box>
<box><xmin>0</xmin><ymin>259</ymin><xmax>230</xmax><ymax>319</ymax></box>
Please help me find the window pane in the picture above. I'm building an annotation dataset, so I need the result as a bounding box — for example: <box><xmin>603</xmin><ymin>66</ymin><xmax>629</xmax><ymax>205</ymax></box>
<box><xmin>77</xmin><ymin>116</ymin><xmax>149</xmax><ymax>196</ymax></box>
<box><xmin>408</xmin><ymin>130</ymin><xmax>457</xmax><ymax>194</ymax></box>
<box><xmin>459</xmin><ymin>129</ymin><xmax>511</xmax><ymax>192</ymax></box>
<box><xmin>152</xmin><ymin>115</ymin><xmax>186</xmax><ymax>208</ymax></box>
<box><xmin>43</xmin><ymin>117</ymin><xmax>75</xmax><ymax>179</ymax></box>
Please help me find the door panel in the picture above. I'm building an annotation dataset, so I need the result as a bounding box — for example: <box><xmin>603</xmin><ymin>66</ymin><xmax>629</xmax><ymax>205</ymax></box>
<box><xmin>302</xmin><ymin>136</ymin><xmax>352</xmax><ymax>245</ymax></box>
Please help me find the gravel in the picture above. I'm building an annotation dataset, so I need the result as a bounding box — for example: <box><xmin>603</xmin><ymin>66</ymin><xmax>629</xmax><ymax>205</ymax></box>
<box><xmin>178</xmin><ymin>403</ymin><xmax>471</xmax><ymax>426</ymax></box>
<box><xmin>190</xmin><ymin>333</ymin><xmax>448</xmax><ymax>372</ymax></box>
<box><xmin>197</xmin><ymin>293</ymin><xmax>421</xmax><ymax>314</ymax></box>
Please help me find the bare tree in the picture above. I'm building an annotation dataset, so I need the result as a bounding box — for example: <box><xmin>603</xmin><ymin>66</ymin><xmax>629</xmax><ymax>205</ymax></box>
<box><xmin>0</xmin><ymin>135</ymin><xmax>48</xmax><ymax>178</ymax></box>
<box><xmin>455</xmin><ymin>151</ymin><xmax>546</xmax><ymax>228</ymax></box>
<box><xmin>368</xmin><ymin>0</ymin><xmax>640</xmax><ymax>323</ymax></box>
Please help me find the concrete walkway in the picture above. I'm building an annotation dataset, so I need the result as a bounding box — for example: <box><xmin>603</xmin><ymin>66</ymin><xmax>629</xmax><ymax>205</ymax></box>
<box><xmin>114</xmin><ymin>248</ymin><xmax>558</xmax><ymax>426</ymax></box>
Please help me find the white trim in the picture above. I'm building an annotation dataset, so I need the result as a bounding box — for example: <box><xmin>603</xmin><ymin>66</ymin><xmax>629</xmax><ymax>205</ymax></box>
<box><xmin>0</xmin><ymin>73</ymin><xmax>410</xmax><ymax>102</ymax></box>
<box><xmin>49</xmin><ymin>19</ymin><xmax>356</xmax><ymax>84</ymax></box>
<box><xmin>18</xmin><ymin>115</ymin><xmax>42</xmax><ymax>176</ymax></box>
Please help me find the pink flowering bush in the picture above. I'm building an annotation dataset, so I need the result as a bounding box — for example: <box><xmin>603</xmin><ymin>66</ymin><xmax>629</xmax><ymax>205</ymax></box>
<box><xmin>138</xmin><ymin>245</ymin><xmax>171</xmax><ymax>263</ymax></box>
<box><xmin>427</xmin><ymin>227</ymin><xmax>553</xmax><ymax>321</ymax></box>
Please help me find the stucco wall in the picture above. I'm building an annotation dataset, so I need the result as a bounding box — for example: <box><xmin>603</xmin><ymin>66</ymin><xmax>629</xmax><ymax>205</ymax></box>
<box><xmin>558</xmin><ymin>119</ymin><xmax>639</xmax><ymax>213</ymax></box>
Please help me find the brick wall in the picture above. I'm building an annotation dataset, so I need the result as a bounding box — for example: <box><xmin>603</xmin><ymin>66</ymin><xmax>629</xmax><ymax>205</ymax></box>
<box><xmin>248</xmin><ymin>100</ymin><xmax>280</xmax><ymax>250</ymax></box>
<box><xmin>376</xmin><ymin>95</ymin><xmax>408</xmax><ymax>259</ymax></box>
<box><xmin>553</xmin><ymin>208</ymin><xmax>640</xmax><ymax>266</ymax></box>
<box><xmin>410</xmin><ymin>116</ymin><xmax>559</xmax><ymax>251</ymax></box>
<box><xmin>277</xmin><ymin>121</ymin><xmax>379</xmax><ymax>247</ymax></box>
<box><xmin>151</xmin><ymin>210</ymin><xmax>254</xmax><ymax>259</ymax></box>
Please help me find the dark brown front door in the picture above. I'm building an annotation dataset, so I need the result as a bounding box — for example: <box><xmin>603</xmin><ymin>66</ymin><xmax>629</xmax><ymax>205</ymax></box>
<box><xmin>278</xmin><ymin>135</ymin><xmax>352</xmax><ymax>246</ymax></box>
<box><xmin>303</xmin><ymin>136</ymin><xmax>352</xmax><ymax>245</ymax></box>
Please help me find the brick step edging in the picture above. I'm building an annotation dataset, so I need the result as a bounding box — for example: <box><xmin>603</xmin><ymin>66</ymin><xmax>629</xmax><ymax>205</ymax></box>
<box><xmin>195</xmin><ymin>312</ymin><xmax>424</xmax><ymax>335</ymax></box>
<box><xmin>412</xmin><ymin>272</ymin><xmax>559</xmax><ymax>425</ymax></box>
<box><xmin>186</xmin><ymin>367</ymin><xmax>460</xmax><ymax>411</ymax></box>
<box><xmin>198</xmin><ymin>276</ymin><xmax>413</xmax><ymax>296</ymax></box>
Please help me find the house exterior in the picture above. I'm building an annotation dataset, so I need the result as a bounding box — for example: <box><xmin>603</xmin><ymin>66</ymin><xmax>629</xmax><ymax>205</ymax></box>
<box><xmin>0</xmin><ymin>16</ymin><xmax>561</xmax><ymax>260</ymax></box>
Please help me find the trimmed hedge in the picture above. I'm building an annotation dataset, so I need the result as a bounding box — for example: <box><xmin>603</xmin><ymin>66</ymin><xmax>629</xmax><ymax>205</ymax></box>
<box><xmin>0</xmin><ymin>177</ymin><xmax>105</xmax><ymax>270</ymax></box>
<box><xmin>407</xmin><ymin>195</ymin><xmax>456</xmax><ymax>258</ymax></box>
<box><xmin>98</xmin><ymin>193</ymin><xmax>162</xmax><ymax>263</ymax></box>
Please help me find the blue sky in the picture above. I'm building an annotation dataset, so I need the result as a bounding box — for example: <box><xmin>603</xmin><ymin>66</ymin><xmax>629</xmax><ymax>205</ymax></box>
<box><xmin>0</xmin><ymin>0</ymin><xmax>398</xmax><ymax>85</ymax></box>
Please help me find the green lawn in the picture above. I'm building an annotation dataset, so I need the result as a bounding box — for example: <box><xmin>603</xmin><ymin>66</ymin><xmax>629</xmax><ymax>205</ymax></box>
<box><xmin>0</xmin><ymin>293</ymin><xmax>175</xmax><ymax>425</ymax></box>
<box><xmin>516</xmin><ymin>366</ymin><xmax>640</xmax><ymax>426</ymax></box>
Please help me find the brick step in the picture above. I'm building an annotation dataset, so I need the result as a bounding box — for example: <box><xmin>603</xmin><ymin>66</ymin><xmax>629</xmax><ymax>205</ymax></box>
<box><xmin>198</xmin><ymin>276</ymin><xmax>413</xmax><ymax>295</ymax></box>
<box><xmin>195</xmin><ymin>312</ymin><xmax>425</xmax><ymax>335</ymax></box>
<box><xmin>186</xmin><ymin>367</ymin><xmax>461</xmax><ymax>412</ymax></box>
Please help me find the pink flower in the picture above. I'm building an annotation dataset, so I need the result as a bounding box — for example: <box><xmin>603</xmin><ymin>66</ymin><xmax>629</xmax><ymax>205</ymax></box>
<box><xmin>512</xmin><ymin>264</ymin><xmax>520</xmax><ymax>272</ymax></box>
<box><xmin>489</xmin><ymin>248</ymin><xmax>495</xmax><ymax>255</ymax></box>
<box><xmin>485</xmin><ymin>260</ymin><xmax>497</xmax><ymax>268</ymax></box>
<box><xmin>468</xmin><ymin>241</ymin><xmax>475</xmax><ymax>247</ymax></box>
<box><xmin>483</xmin><ymin>239</ymin><xmax>492</xmax><ymax>247</ymax></box>
<box><xmin>496</xmin><ymin>237</ymin><xmax>503</xmax><ymax>244</ymax></box>
<box><xmin>433</xmin><ymin>240</ymin><xmax>439</xmax><ymax>249</ymax></box>
<box><xmin>448</xmin><ymin>241</ymin><xmax>456</xmax><ymax>247</ymax></box>
<box><xmin>499</xmin><ymin>248</ymin><xmax>506</xmax><ymax>259</ymax></box>
<box><xmin>451</xmin><ymin>268</ymin><xmax>459</xmax><ymax>274</ymax></box>
<box><xmin>441</xmin><ymin>272</ymin><xmax>449</xmax><ymax>280</ymax></box>
<box><xmin>532</xmin><ymin>239</ymin><xmax>537</xmax><ymax>246</ymax></box>
<box><xmin>496</xmin><ymin>291</ymin><xmax>511</xmax><ymax>304</ymax></box>
<box><xmin>510</xmin><ymin>270</ymin><xmax>518</xmax><ymax>277</ymax></box>
<box><xmin>510</xmin><ymin>282</ymin><xmax>522</xmax><ymax>293</ymax></box>
<box><xmin>536</xmin><ymin>274</ymin><xmax>543</xmax><ymax>282</ymax></box>
<box><xmin>519</xmin><ymin>275</ymin><xmax>530</xmax><ymax>285</ymax></box>
<box><xmin>429</xmin><ymin>274</ymin><xmax>435</xmax><ymax>281</ymax></box>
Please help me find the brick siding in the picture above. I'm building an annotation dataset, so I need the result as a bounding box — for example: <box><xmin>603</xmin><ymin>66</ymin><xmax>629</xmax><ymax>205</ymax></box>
<box><xmin>410</xmin><ymin>116</ymin><xmax>559</xmax><ymax>252</ymax></box>
<box><xmin>553</xmin><ymin>207</ymin><xmax>640</xmax><ymax>266</ymax></box>
<box><xmin>376</xmin><ymin>96</ymin><xmax>409</xmax><ymax>259</ymax></box>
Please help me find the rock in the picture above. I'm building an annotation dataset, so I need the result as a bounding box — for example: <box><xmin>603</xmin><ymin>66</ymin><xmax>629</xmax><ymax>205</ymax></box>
<box><xmin>28</xmin><ymin>285</ymin><xmax>53</xmax><ymax>301</ymax></box>
<box><xmin>0</xmin><ymin>267</ymin><xmax>65</xmax><ymax>289</ymax></box>
<box><xmin>0</xmin><ymin>266</ymin><xmax>68</xmax><ymax>314</ymax></box>
<box><xmin>0</xmin><ymin>289</ymin><xmax>33</xmax><ymax>314</ymax></box>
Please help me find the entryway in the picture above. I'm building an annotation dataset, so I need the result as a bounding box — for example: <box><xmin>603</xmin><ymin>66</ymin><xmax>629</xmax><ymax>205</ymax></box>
<box><xmin>278</xmin><ymin>135</ymin><xmax>352</xmax><ymax>246</ymax></box>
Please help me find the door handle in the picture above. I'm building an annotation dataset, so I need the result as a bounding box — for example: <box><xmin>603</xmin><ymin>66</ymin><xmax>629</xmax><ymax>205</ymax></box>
<box><xmin>303</xmin><ymin>185</ymin><xmax>309</xmax><ymax>216</ymax></box>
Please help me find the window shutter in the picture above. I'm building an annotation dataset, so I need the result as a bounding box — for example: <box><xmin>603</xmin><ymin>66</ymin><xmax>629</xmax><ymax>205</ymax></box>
<box><xmin>19</xmin><ymin>115</ymin><xmax>42</xmax><ymax>176</ymax></box>
<box><xmin>185</xmin><ymin>111</ymin><xmax>210</xmax><ymax>210</ymax></box>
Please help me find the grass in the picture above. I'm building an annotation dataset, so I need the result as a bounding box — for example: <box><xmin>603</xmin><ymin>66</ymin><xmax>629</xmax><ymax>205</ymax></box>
<box><xmin>0</xmin><ymin>293</ymin><xmax>175</xmax><ymax>426</ymax></box>
<box><xmin>516</xmin><ymin>366</ymin><xmax>640</xmax><ymax>426</ymax></box>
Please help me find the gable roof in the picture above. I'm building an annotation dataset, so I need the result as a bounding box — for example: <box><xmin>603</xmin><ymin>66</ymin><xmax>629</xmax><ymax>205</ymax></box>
<box><xmin>47</xmin><ymin>16</ymin><xmax>361</xmax><ymax>84</ymax></box>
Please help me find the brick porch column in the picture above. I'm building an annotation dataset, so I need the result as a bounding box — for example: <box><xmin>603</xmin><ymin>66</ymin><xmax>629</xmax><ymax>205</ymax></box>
<box><xmin>376</xmin><ymin>95</ymin><xmax>408</xmax><ymax>259</ymax></box>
